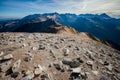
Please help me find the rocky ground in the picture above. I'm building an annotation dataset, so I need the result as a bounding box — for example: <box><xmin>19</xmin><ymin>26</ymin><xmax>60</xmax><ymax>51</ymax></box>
<box><xmin>0</xmin><ymin>32</ymin><xmax>120</xmax><ymax>80</ymax></box>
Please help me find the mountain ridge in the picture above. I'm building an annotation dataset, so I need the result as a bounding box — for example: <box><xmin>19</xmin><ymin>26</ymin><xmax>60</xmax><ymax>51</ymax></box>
<box><xmin>0</xmin><ymin>13</ymin><xmax>120</xmax><ymax>50</ymax></box>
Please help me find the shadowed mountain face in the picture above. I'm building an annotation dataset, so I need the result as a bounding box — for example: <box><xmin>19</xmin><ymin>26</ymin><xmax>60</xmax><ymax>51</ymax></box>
<box><xmin>0</xmin><ymin>13</ymin><xmax>120</xmax><ymax>45</ymax></box>
<box><xmin>13</xmin><ymin>19</ymin><xmax>78</xmax><ymax>34</ymax></box>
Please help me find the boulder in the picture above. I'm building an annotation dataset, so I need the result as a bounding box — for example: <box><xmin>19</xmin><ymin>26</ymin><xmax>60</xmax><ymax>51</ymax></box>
<box><xmin>54</xmin><ymin>45</ymin><xmax>59</xmax><ymax>49</ymax></box>
<box><xmin>20</xmin><ymin>43</ymin><xmax>27</xmax><ymax>48</ymax></box>
<box><xmin>92</xmin><ymin>71</ymin><xmax>99</xmax><ymax>75</ymax></box>
<box><xmin>0</xmin><ymin>51</ymin><xmax>4</xmax><ymax>56</ymax></box>
<box><xmin>53</xmin><ymin>62</ymin><xmax>64</xmax><ymax>72</ymax></box>
<box><xmin>105</xmin><ymin>64</ymin><xmax>112</xmax><ymax>71</ymax></box>
<box><xmin>12</xmin><ymin>59</ymin><xmax>21</xmax><ymax>72</ymax></box>
<box><xmin>53</xmin><ymin>63</ymin><xmax>61</xmax><ymax>70</ymax></box>
<box><xmin>86</xmin><ymin>61</ymin><xmax>93</xmax><ymax>66</ymax></box>
<box><xmin>73</xmin><ymin>46</ymin><xmax>79</xmax><ymax>51</ymax></box>
<box><xmin>24</xmin><ymin>53</ymin><xmax>33</xmax><ymax>62</ymax></box>
<box><xmin>104</xmin><ymin>61</ymin><xmax>109</xmax><ymax>66</ymax></box>
<box><xmin>100</xmin><ymin>75</ymin><xmax>108</xmax><ymax>80</ymax></box>
<box><xmin>85</xmin><ymin>50</ymin><xmax>94</xmax><ymax>60</ymax></box>
<box><xmin>80</xmin><ymin>72</ymin><xmax>88</xmax><ymax>80</ymax></box>
<box><xmin>0</xmin><ymin>60</ymin><xmax>12</xmax><ymax>72</ymax></box>
<box><xmin>70</xmin><ymin>60</ymin><xmax>80</xmax><ymax>68</ymax></box>
<box><xmin>34</xmin><ymin>64</ymin><xmax>43</xmax><ymax>75</ymax></box>
<box><xmin>53</xmin><ymin>63</ymin><xmax>63</xmax><ymax>70</ymax></box>
<box><xmin>62</xmin><ymin>58</ymin><xmax>80</xmax><ymax>68</ymax></box>
<box><xmin>41</xmin><ymin>74</ymin><xmax>49</xmax><ymax>80</ymax></box>
<box><xmin>86</xmin><ymin>60</ymin><xmax>93</xmax><ymax>69</ymax></box>
<box><xmin>11</xmin><ymin>72</ymin><xmax>20</xmax><ymax>78</ymax></box>
<box><xmin>50</xmin><ymin>50</ymin><xmax>56</xmax><ymax>58</ymax></box>
<box><xmin>76</xmin><ymin>57</ymin><xmax>84</xmax><ymax>63</ymax></box>
<box><xmin>63</xmin><ymin>48</ymin><xmax>69</xmax><ymax>56</ymax></box>
<box><xmin>62</xmin><ymin>58</ymin><xmax>72</xmax><ymax>65</ymax></box>
<box><xmin>70</xmin><ymin>68</ymin><xmax>81</xmax><ymax>79</ymax></box>
<box><xmin>38</xmin><ymin>45</ymin><xmax>45</xmax><ymax>50</ymax></box>
<box><xmin>32</xmin><ymin>47</ymin><xmax>37</xmax><ymax>50</ymax></box>
<box><xmin>21</xmin><ymin>70</ymin><xmax>34</xmax><ymax>80</ymax></box>
<box><xmin>1</xmin><ymin>54</ymin><xmax>13</xmax><ymax>61</ymax></box>
<box><xmin>72</xmin><ymin>67</ymin><xmax>81</xmax><ymax>73</ymax></box>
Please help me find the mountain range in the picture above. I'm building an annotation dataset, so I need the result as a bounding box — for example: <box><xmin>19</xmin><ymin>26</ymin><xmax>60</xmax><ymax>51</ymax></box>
<box><xmin>0</xmin><ymin>13</ymin><xmax>120</xmax><ymax>49</ymax></box>
<box><xmin>0</xmin><ymin>13</ymin><xmax>120</xmax><ymax>80</ymax></box>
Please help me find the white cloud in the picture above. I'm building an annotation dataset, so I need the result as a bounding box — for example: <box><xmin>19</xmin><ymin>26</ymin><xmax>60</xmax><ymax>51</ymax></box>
<box><xmin>1</xmin><ymin>0</ymin><xmax>120</xmax><ymax>18</ymax></box>
<box><xmin>53</xmin><ymin>0</ymin><xmax>120</xmax><ymax>15</ymax></box>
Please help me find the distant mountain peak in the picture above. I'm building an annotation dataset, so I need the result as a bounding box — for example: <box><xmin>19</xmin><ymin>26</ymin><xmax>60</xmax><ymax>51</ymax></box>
<box><xmin>99</xmin><ymin>13</ymin><xmax>111</xmax><ymax>18</ymax></box>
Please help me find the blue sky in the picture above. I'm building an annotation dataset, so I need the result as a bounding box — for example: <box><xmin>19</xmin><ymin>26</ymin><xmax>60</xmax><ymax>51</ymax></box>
<box><xmin>0</xmin><ymin>0</ymin><xmax>120</xmax><ymax>19</ymax></box>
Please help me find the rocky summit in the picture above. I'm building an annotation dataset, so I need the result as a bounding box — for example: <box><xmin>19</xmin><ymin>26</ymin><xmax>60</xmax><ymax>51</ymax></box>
<box><xmin>0</xmin><ymin>32</ymin><xmax>120</xmax><ymax>80</ymax></box>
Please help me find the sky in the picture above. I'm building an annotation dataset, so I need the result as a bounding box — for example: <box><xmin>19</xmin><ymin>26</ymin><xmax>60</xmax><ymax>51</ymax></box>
<box><xmin>0</xmin><ymin>0</ymin><xmax>120</xmax><ymax>19</ymax></box>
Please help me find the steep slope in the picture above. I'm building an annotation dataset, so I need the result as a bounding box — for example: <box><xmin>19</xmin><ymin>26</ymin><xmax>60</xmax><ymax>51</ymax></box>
<box><xmin>0</xmin><ymin>33</ymin><xmax>120</xmax><ymax>80</ymax></box>
<box><xmin>72</xmin><ymin>16</ymin><xmax>120</xmax><ymax>45</ymax></box>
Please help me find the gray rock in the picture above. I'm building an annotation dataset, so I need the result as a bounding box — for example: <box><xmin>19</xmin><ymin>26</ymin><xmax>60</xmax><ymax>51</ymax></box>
<box><xmin>32</xmin><ymin>47</ymin><xmax>37</xmax><ymax>50</ymax></box>
<box><xmin>72</xmin><ymin>67</ymin><xmax>81</xmax><ymax>73</ymax></box>
<box><xmin>86</xmin><ymin>60</ymin><xmax>93</xmax><ymax>66</ymax></box>
<box><xmin>54</xmin><ymin>45</ymin><xmax>59</xmax><ymax>49</ymax></box>
<box><xmin>24</xmin><ymin>53</ymin><xmax>33</xmax><ymax>62</ymax></box>
<box><xmin>11</xmin><ymin>72</ymin><xmax>20</xmax><ymax>78</ymax></box>
<box><xmin>2</xmin><ymin>54</ymin><xmax>13</xmax><ymax>60</ymax></box>
<box><xmin>104</xmin><ymin>61</ymin><xmax>109</xmax><ymax>66</ymax></box>
<box><xmin>12</xmin><ymin>59</ymin><xmax>21</xmax><ymax>72</ymax></box>
<box><xmin>105</xmin><ymin>64</ymin><xmax>112</xmax><ymax>71</ymax></box>
<box><xmin>41</xmin><ymin>74</ymin><xmax>49</xmax><ymax>80</ymax></box>
<box><xmin>86</xmin><ymin>61</ymin><xmax>93</xmax><ymax>69</ymax></box>
<box><xmin>62</xmin><ymin>58</ymin><xmax>72</xmax><ymax>65</ymax></box>
<box><xmin>38</xmin><ymin>45</ymin><xmax>45</xmax><ymax>50</ymax></box>
<box><xmin>34</xmin><ymin>64</ymin><xmax>43</xmax><ymax>75</ymax></box>
<box><xmin>0</xmin><ymin>51</ymin><xmax>4</xmax><ymax>56</ymax></box>
<box><xmin>60</xmin><ymin>38</ymin><xmax>65</xmax><ymax>42</ymax></box>
<box><xmin>73</xmin><ymin>46</ymin><xmax>79</xmax><ymax>51</ymax></box>
<box><xmin>53</xmin><ymin>62</ymin><xmax>64</xmax><ymax>71</ymax></box>
<box><xmin>21</xmin><ymin>70</ymin><xmax>34</xmax><ymax>80</ymax></box>
<box><xmin>63</xmin><ymin>48</ymin><xmax>69</xmax><ymax>56</ymax></box>
<box><xmin>54</xmin><ymin>63</ymin><xmax>61</xmax><ymax>70</ymax></box>
<box><xmin>76</xmin><ymin>57</ymin><xmax>84</xmax><ymax>63</ymax></box>
<box><xmin>0</xmin><ymin>60</ymin><xmax>12</xmax><ymax>72</ymax></box>
<box><xmin>100</xmin><ymin>75</ymin><xmax>107</xmax><ymax>80</ymax></box>
<box><xmin>70</xmin><ymin>68</ymin><xmax>81</xmax><ymax>79</ymax></box>
<box><xmin>80</xmin><ymin>72</ymin><xmax>88</xmax><ymax>80</ymax></box>
<box><xmin>50</xmin><ymin>50</ymin><xmax>56</xmax><ymax>58</ymax></box>
<box><xmin>62</xmin><ymin>58</ymin><xmax>80</xmax><ymax>68</ymax></box>
<box><xmin>20</xmin><ymin>43</ymin><xmax>27</xmax><ymax>48</ymax></box>
<box><xmin>85</xmin><ymin>49</ymin><xmax>95</xmax><ymax>60</ymax></box>
<box><xmin>70</xmin><ymin>60</ymin><xmax>80</xmax><ymax>68</ymax></box>
<box><xmin>92</xmin><ymin>71</ymin><xmax>99</xmax><ymax>75</ymax></box>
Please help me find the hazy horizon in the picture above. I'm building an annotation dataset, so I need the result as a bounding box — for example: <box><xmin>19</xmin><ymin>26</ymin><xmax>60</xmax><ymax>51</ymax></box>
<box><xmin>0</xmin><ymin>0</ymin><xmax>120</xmax><ymax>19</ymax></box>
